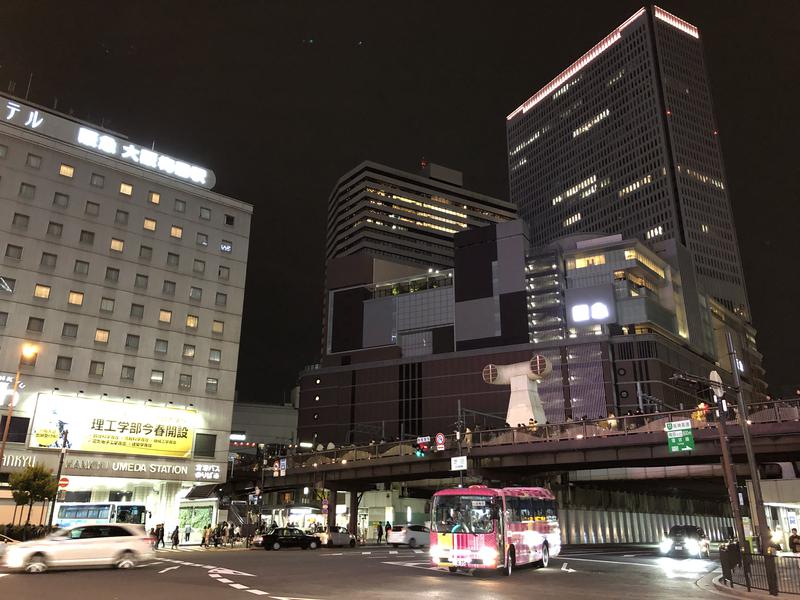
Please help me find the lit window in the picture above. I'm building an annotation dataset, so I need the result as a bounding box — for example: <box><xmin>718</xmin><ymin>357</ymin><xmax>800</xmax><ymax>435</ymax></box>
<box><xmin>110</xmin><ymin>238</ymin><xmax>124</xmax><ymax>252</ymax></box>
<box><xmin>34</xmin><ymin>284</ymin><xmax>51</xmax><ymax>299</ymax></box>
<box><xmin>73</xmin><ymin>259</ymin><xmax>89</xmax><ymax>274</ymax></box>
<box><xmin>26</xmin><ymin>154</ymin><xmax>42</xmax><ymax>169</ymax></box>
<box><xmin>90</xmin><ymin>173</ymin><xmax>105</xmax><ymax>187</ymax></box>
<box><xmin>189</xmin><ymin>287</ymin><xmax>202</xmax><ymax>301</ymax></box>
<box><xmin>574</xmin><ymin>255</ymin><xmax>606</xmax><ymax>269</ymax></box>
<box><xmin>212</xmin><ymin>320</ymin><xmax>224</xmax><ymax>334</ymax></box>
<box><xmin>182</xmin><ymin>344</ymin><xmax>196</xmax><ymax>359</ymax></box>
<box><xmin>701</xmin><ymin>224</ymin><xmax>709</xmax><ymax>233</ymax></box>
<box><xmin>220</xmin><ymin>240</ymin><xmax>233</xmax><ymax>253</ymax></box>
<box><xmin>68</xmin><ymin>291</ymin><xmax>84</xmax><ymax>306</ymax></box>
<box><xmin>59</xmin><ymin>164</ymin><xmax>74</xmax><ymax>178</ymax></box>
<box><xmin>121</xmin><ymin>365</ymin><xmax>136</xmax><ymax>381</ymax></box>
<box><xmin>120</xmin><ymin>182</ymin><xmax>133</xmax><ymax>196</ymax></box>
<box><xmin>143</xmin><ymin>218</ymin><xmax>157</xmax><ymax>231</ymax></box>
<box><xmin>206</xmin><ymin>377</ymin><xmax>219</xmax><ymax>393</ymax></box>
<box><xmin>150</xmin><ymin>370</ymin><xmax>164</xmax><ymax>385</ymax></box>
<box><xmin>179</xmin><ymin>374</ymin><xmax>192</xmax><ymax>390</ymax></box>
<box><xmin>170</xmin><ymin>225</ymin><xmax>183</xmax><ymax>239</ymax></box>
<box><xmin>563</xmin><ymin>213</ymin><xmax>582</xmax><ymax>227</ymax></box>
<box><xmin>148</xmin><ymin>191</ymin><xmax>161</xmax><ymax>204</ymax></box>
<box><xmin>89</xmin><ymin>361</ymin><xmax>105</xmax><ymax>377</ymax></box>
<box><xmin>209</xmin><ymin>349</ymin><xmax>221</xmax><ymax>364</ymax></box>
<box><xmin>186</xmin><ymin>314</ymin><xmax>199</xmax><ymax>329</ymax></box>
<box><xmin>94</xmin><ymin>328</ymin><xmax>110</xmax><ymax>343</ymax></box>
<box><xmin>159</xmin><ymin>309</ymin><xmax>172</xmax><ymax>324</ymax></box>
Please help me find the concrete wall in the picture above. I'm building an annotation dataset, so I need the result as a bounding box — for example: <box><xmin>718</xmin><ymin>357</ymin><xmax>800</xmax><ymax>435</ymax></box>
<box><xmin>559</xmin><ymin>507</ymin><xmax>733</xmax><ymax>544</ymax></box>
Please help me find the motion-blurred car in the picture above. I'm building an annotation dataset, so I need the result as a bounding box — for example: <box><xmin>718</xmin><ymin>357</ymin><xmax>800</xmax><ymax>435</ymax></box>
<box><xmin>387</xmin><ymin>524</ymin><xmax>430</xmax><ymax>548</ymax></box>
<box><xmin>660</xmin><ymin>525</ymin><xmax>710</xmax><ymax>558</ymax></box>
<box><xmin>317</xmin><ymin>526</ymin><xmax>356</xmax><ymax>548</ymax></box>
<box><xmin>261</xmin><ymin>527</ymin><xmax>320</xmax><ymax>550</ymax></box>
<box><xmin>2</xmin><ymin>523</ymin><xmax>154</xmax><ymax>573</ymax></box>
<box><xmin>0</xmin><ymin>534</ymin><xmax>18</xmax><ymax>561</ymax></box>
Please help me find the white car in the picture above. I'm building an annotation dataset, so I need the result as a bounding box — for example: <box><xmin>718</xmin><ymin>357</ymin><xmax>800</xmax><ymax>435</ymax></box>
<box><xmin>387</xmin><ymin>524</ymin><xmax>429</xmax><ymax>548</ymax></box>
<box><xmin>317</xmin><ymin>526</ymin><xmax>356</xmax><ymax>548</ymax></box>
<box><xmin>3</xmin><ymin>523</ymin><xmax>155</xmax><ymax>573</ymax></box>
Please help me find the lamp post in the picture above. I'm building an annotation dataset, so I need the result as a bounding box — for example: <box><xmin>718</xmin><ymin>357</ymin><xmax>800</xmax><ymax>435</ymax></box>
<box><xmin>0</xmin><ymin>343</ymin><xmax>39</xmax><ymax>472</ymax></box>
<box><xmin>46</xmin><ymin>429</ymin><xmax>69</xmax><ymax>530</ymax></box>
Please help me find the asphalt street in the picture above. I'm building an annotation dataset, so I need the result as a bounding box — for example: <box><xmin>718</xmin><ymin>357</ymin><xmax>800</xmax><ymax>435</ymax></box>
<box><xmin>0</xmin><ymin>544</ymin><xmax>743</xmax><ymax>600</ymax></box>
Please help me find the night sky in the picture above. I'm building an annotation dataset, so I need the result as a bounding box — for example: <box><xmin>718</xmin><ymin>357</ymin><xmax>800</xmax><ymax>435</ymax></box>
<box><xmin>1</xmin><ymin>1</ymin><xmax>797</xmax><ymax>401</ymax></box>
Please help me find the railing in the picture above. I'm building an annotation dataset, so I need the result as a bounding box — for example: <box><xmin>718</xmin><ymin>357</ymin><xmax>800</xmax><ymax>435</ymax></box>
<box><xmin>285</xmin><ymin>399</ymin><xmax>800</xmax><ymax>472</ymax></box>
<box><xmin>726</xmin><ymin>550</ymin><xmax>800</xmax><ymax>595</ymax></box>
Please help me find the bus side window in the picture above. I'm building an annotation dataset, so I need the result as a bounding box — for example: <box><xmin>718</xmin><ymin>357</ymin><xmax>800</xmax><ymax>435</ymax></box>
<box><xmin>520</xmin><ymin>497</ymin><xmax>534</xmax><ymax>521</ymax></box>
<box><xmin>544</xmin><ymin>500</ymin><xmax>558</xmax><ymax>522</ymax></box>
<box><xmin>506</xmin><ymin>496</ymin><xmax>520</xmax><ymax>522</ymax></box>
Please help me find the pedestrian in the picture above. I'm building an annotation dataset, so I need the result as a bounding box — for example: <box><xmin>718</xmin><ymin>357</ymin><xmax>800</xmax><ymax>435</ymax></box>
<box><xmin>149</xmin><ymin>527</ymin><xmax>157</xmax><ymax>548</ymax></box>
<box><xmin>157</xmin><ymin>524</ymin><xmax>166</xmax><ymax>549</ymax></box>
<box><xmin>203</xmin><ymin>523</ymin><xmax>212</xmax><ymax>548</ymax></box>
<box><xmin>385</xmin><ymin>522</ymin><xmax>392</xmax><ymax>544</ymax></box>
<box><xmin>789</xmin><ymin>528</ymin><xmax>800</xmax><ymax>553</ymax></box>
<box><xmin>171</xmin><ymin>526</ymin><xmax>180</xmax><ymax>549</ymax></box>
<box><xmin>184</xmin><ymin>523</ymin><xmax>192</xmax><ymax>543</ymax></box>
<box><xmin>376</xmin><ymin>522</ymin><xmax>383</xmax><ymax>545</ymax></box>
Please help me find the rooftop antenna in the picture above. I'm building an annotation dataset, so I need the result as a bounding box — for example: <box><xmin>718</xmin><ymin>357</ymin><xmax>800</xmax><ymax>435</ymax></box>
<box><xmin>24</xmin><ymin>72</ymin><xmax>33</xmax><ymax>100</ymax></box>
<box><xmin>7</xmin><ymin>80</ymin><xmax>16</xmax><ymax>93</ymax></box>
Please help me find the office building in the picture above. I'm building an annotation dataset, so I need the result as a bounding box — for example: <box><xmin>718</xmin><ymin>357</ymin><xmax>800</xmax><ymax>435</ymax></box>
<box><xmin>506</xmin><ymin>6</ymin><xmax>750</xmax><ymax>318</ymax></box>
<box><xmin>0</xmin><ymin>92</ymin><xmax>252</xmax><ymax>532</ymax></box>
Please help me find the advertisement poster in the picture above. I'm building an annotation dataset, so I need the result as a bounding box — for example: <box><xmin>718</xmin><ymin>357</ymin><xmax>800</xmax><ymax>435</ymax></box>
<box><xmin>30</xmin><ymin>394</ymin><xmax>199</xmax><ymax>458</ymax></box>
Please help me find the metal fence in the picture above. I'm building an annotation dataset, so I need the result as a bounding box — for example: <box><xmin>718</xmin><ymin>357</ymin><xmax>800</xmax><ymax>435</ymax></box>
<box><xmin>727</xmin><ymin>552</ymin><xmax>800</xmax><ymax>595</ymax></box>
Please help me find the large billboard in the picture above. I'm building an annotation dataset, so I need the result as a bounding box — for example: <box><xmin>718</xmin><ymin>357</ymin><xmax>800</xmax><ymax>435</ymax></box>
<box><xmin>29</xmin><ymin>394</ymin><xmax>200</xmax><ymax>459</ymax></box>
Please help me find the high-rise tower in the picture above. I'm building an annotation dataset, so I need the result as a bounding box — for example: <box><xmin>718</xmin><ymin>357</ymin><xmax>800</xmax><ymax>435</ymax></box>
<box><xmin>506</xmin><ymin>6</ymin><xmax>749</xmax><ymax>317</ymax></box>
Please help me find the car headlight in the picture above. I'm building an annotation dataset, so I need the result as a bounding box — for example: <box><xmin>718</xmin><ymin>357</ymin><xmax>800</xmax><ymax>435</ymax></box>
<box><xmin>686</xmin><ymin>539</ymin><xmax>701</xmax><ymax>554</ymax></box>
<box><xmin>477</xmin><ymin>546</ymin><xmax>499</xmax><ymax>565</ymax></box>
<box><xmin>660</xmin><ymin>539</ymin><xmax>673</xmax><ymax>554</ymax></box>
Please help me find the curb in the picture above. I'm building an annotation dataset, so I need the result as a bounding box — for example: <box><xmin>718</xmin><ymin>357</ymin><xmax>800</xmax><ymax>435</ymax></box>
<box><xmin>711</xmin><ymin>574</ymin><xmax>775</xmax><ymax>598</ymax></box>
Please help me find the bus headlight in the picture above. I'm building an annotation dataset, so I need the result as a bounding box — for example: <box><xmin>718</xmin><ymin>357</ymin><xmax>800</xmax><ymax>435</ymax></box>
<box><xmin>660</xmin><ymin>538</ymin><xmax>673</xmax><ymax>554</ymax></box>
<box><xmin>478</xmin><ymin>546</ymin><xmax>498</xmax><ymax>565</ymax></box>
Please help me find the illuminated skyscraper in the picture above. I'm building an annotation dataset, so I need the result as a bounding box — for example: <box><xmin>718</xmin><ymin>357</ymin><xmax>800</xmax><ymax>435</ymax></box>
<box><xmin>506</xmin><ymin>6</ymin><xmax>749</xmax><ymax>317</ymax></box>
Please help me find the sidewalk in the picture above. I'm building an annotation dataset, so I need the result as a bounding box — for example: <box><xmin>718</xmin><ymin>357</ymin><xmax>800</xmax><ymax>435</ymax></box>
<box><xmin>696</xmin><ymin>569</ymin><xmax>776</xmax><ymax>599</ymax></box>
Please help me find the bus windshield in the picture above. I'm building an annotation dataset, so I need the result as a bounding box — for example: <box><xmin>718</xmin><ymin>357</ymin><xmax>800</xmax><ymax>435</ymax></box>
<box><xmin>432</xmin><ymin>495</ymin><xmax>495</xmax><ymax>534</ymax></box>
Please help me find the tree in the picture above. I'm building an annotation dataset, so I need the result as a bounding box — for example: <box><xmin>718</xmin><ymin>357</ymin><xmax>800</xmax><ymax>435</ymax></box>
<box><xmin>11</xmin><ymin>490</ymin><xmax>28</xmax><ymax>526</ymax></box>
<box><xmin>9</xmin><ymin>465</ymin><xmax>58</xmax><ymax>525</ymax></box>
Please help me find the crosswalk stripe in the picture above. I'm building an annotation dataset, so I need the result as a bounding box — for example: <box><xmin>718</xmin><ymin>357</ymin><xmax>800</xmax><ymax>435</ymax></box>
<box><xmin>230</xmin><ymin>584</ymin><xmax>249</xmax><ymax>590</ymax></box>
<box><xmin>247</xmin><ymin>590</ymin><xmax>269</xmax><ymax>596</ymax></box>
<box><xmin>413</xmin><ymin>549</ymin><xmax>424</xmax><ymax>554</ymax></box>
<box><xmin>389</xmin><ymin>550</ymin><xmax>398</xmax><ymax>554</ymax></box>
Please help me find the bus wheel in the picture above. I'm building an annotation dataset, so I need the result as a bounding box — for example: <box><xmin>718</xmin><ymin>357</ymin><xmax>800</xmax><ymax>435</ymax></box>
<box><xmin>537</xmin><ymin>543</ymin><xmax>549</xmax><ymax>568</ymax></box>
<box><xmin>448</xmin><ymin>566</ymin><xmax>458</xmax><ymax>573</ymax></box>
<box><xmin>502</xmin><ymin>548</ymin><xmax>514</xmax><ymax>576</ymax></box>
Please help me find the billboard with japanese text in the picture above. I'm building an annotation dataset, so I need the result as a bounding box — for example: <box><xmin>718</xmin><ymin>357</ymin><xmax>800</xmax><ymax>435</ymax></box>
<box><xmin>29</xmin><ymin>394</ymin><xmax>200</xmax><ymax>458</ymax></box>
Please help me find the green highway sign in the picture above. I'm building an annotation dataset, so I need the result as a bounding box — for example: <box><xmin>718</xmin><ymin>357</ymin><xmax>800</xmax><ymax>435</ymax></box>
<box><xmin>665</xmin><ymin>420</ymin><xmax>695</xmax><ymax>452</ymax></box>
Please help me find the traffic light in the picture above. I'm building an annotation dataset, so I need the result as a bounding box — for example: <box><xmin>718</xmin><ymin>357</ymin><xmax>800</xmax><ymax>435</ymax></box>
<box><xmin>414</xmin><ymin>442</ymin><xmax>429</xmax><ymax>457</ymax></box>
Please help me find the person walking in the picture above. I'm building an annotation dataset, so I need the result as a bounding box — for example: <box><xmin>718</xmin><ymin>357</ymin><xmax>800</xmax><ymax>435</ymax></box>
<box><xmin>157</xmin><ymin>524</ymin><xmax>166</xmax><ymax>549</ymax></box>
<box><xmin>171</xmin><ymin>526</ymin><xmax>180</xmax><ymax>549</ymax></box>
<box><xmin>385</xmin><ymin>522</ymin><xmax>392</xmax><ymax>544</ymax></box>
<box><xmin>184</xmin><ymin>523</ymin><xmax>192</xmax><ymax>543</ymax></box>
<box><xmin>203</xmin><ymin>524</ymin><xmax>212</xmax><ymax>548</ymax></box>
<box><xmin>376</xmin><ymin>522</ymin><xmax>383</xmax><ymax>545</ymax></box>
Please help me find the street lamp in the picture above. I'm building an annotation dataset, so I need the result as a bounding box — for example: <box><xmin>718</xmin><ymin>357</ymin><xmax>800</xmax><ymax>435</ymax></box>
<box><xmin>0</xmin><ymin>343</ymin><xmax>39</xmax><ymax>472</ymax></box>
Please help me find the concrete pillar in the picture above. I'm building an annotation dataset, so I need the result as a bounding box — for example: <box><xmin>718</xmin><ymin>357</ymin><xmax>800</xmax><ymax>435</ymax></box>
<box><xmin>348</xmin><ymin>491</ymin><xmax>359</xmax><ymax>537</ymax></box>
<box><xmin>327</xmin><ymin>487</ymin><xmax>337</xmax><ymax>529</ymax></box>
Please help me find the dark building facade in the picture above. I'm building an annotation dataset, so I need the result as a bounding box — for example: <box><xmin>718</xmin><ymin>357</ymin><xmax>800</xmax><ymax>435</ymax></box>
<box><xmin>506</xmin><ymin>6</ymin><xmax>749</xmax><ymax>318</ymax></box>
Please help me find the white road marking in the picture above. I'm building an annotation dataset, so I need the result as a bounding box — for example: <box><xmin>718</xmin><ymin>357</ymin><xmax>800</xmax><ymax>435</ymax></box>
<box><xmin>230</xmin><ymin>583</ymin><xmax>249</xmax><ymax>590</ymax></box>
<box><xmin>322</xmin><ymin>553</ymin><xmax>343</xmax><ymax>556</ymax></box>
<box><xmin>209</xmin><ymin>567</ymin><xmax>256</xmax><ymax>577</ymax></box>
<box><xmin>209</xmin><ymin>573</ymin><xmax>221</xmax><ymax>578</ymax></box>
<box><xmin>623</xmin><ymin>554</ymin><xmax>635</xmax><ymax>557</ymax></box>
<box><xmin>561</xmin><ymin>562</ymin><xmax>576</xmax><ymax>573</ymax></box>
<box><xmin>158</xmin><ymin>566</ymin><xmax>181</xmax><ymax>574</ymax></box>
<box><xmin>557</xmin><ymin>556</ymin><xmax>660</xmax><ymax>568</ymax></box>
<box><xmin>361</xmin><ymin>552</ymin><xmax>371</xmax><ymax>555</ymax></box>
<box><xmin>247</xmin><ymin>591</ymin><xmax>269</xmax><ymax>596</ymax></box>
<box><xmin>413</xmin><ymin>549</ymin><xmax>424</xmax><ymax>554</ymax></box>
<box><xmin>138</xmin><ymin>561</ymin><xmax>164</xmax><ymax>567</ymax></box>
<box><xmin>0</xmin><ymin>574</ymin><xmax>8</xmax><ymax>578</ymax></box>
<box><xmin>389</xmin><ymin>550</ymin><xmax>398</xmax><ymax>554</ymax></box>
<box><xmin>217</xmin><ymin>578</ymin><xmax>234</xmax><ymax>583</ymax></box>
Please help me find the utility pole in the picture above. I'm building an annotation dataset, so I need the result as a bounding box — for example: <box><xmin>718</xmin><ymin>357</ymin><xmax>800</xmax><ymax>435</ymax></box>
<box><xmin>727</xmin><ymin>332</ymin><xmax>777</xmax><ymax>595</ymax></box>
<box><xmin>456</xmin><ymin>400</ymin><xmax>464</xmax><ymax>487</ymax></box>
<box><xmin>47</xmin><ymin>430</ymin><xmax>69</xmax><ymax>530</ymax></box>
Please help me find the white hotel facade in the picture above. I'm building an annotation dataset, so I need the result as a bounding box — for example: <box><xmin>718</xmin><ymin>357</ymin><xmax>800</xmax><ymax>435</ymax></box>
<box><xmin>0</xmin><ymin>93</ymin><xmax>252</xmax><ymax>533</ymax></box>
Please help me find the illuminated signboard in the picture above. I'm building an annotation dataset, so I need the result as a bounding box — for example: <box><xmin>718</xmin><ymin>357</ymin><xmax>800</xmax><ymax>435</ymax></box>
<box><xmin>30</xmin><ymin>394</ymin><xmax>200</xmax><ymax>459</ymax></box>
<box><xmin>1</xmin><ymin>94</ymin><xmax>215</xmax><ymax>189</ymax></box>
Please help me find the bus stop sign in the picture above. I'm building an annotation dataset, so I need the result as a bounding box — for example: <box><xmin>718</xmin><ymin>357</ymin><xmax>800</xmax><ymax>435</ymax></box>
<box><xmin>665</xmin><ymin>420</ymin><xmax>694</xmax><ymax>453</ymax></box>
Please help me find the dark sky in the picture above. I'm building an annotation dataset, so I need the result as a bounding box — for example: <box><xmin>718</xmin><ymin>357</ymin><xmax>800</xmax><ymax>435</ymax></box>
<box><xmin>1</xmin><ymin>1</ymin><xmax>797</xmax><ymax>400</ymax></box>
